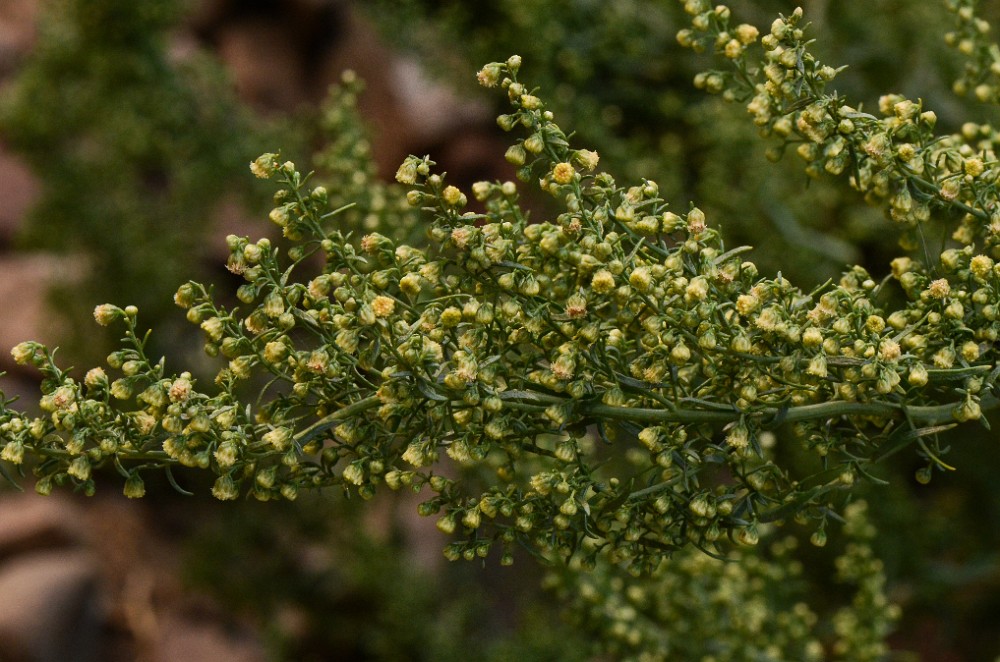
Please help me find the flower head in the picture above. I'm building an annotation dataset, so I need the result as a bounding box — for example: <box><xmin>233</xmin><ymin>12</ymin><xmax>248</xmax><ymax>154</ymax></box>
<box><xmin>93</xmin><ymin>304</ymin><xmax>122</xmax><ymax>326</ymax></box>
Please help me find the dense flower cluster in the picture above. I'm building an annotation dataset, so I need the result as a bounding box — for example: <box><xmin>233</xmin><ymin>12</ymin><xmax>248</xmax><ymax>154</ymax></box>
<box><xmin>0</xmin><ymin>32</ymin><xmax>993</xmax><ymax>573</ymax></box>
<box><xmin>12</xmin><ymin>2</ymin><xmax>991</xmax><ymax>655</ymax></box>
<box><xmin>547</xmin><ymin>500</ymin><xmax>896</xmax><ymax>662</ymax></box>
<box><xmin>946</xmin><ymin>0</ymin><xmax>1000</xmax><ymax>104</ymax></box>
<box><xmin>5</xmin><ymin>8</ymin><xmax>1000</xmax><ymax>657</ymax></box>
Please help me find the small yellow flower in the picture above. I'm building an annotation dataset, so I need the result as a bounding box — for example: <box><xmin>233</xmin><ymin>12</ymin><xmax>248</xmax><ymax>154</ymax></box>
<box><xmin>93</xmin><ymin>304</ymin><xmax>121</xmax><ymax>326</ymax></box>
<box><xmin>395</xmin><ymin>160</ymin><xmax>418</xmax><ymax>185</ymax></box>
<box><xmin>372</xmin><ymin>295</ymin><xmax>396</xmax><ymax>318</ymax></box>
<box><xmin>735</xmin><ymin>23</ymin><xmax>759</xmax><ymax>44</ymax></box>
<box><xmin>451</xmin><ymin>226</ymin><xmax>472</xmax><ymax>249</ymax></box>
<box><xmin>342</xmin><ymin>463</ymin><xmax>365</xmax><ymax>486</ymax></box>
<box><xmin>123</xmin><ymin>474</ymin><xmax>146</xmax><ymax>499</ymax></box>
<box><xmin>441</xmin><ymin>185</ymin><xmax>465</xmax><ymax>207</ymax></box>
<box><xmin>970</xmin><ymin>255</ymin><xmax>994</xmax><ymax>279</ymax></box>
<box><xmin>726</xmin><ymin>424</ymin><xmax>750</xmax><ymax>450</ymax></box>
<box><xmin>476</xmin><ymin>63</ymin><xmax>502</xmax><ymax>88</ymax></box>
<box><xmin>591</xmin><ymin>269</ymin><xmax>616</xmax><ymax>293</ymax></box>
<box><xmin>214</xmin><ymin>442</ymin><xmax>238</xmax><ymax>468</ymax></box>
<box><xmin>926</xmin><ymin>278</ymin><xmax>951</xmax><ymax>299</ymax></box>
<box><xmin>1</xmin><ymin>440</ymin><xmax>24</xmax><ymax>465</ymax></box>
<box><xmin>552</xmin><ymin>162</ymin><xmax>575</xmax><ymax>185</ymax></box>
<box><xmin>212</xmin><ymin>475</ymin><xmax>239</xmax><ymax>501</ymax></box>
<box><xmin>67</xmin><ymin>456</ymin><xmax>91</xmax><ymax>481</ymax></box>
<box><xmin>10</xmin><ymin>342</ymin><xmax>35</xmax><ymax>365</ymax></box>
<box><xmin>964</xmin><ymin>157</ymin><xmax>985</xmax><ymax>178</ymax></box>
<box><xmin>939</xmin><ymin>179</ymin><xmax>961</xmax><ymax>201</ymax></box>
<box><xmin>168</xmin><ymin>377</ymin><xmax>192</xmax><ymax>403</ymax></box>
<box><xmin>736</xmin><ymin>294</ymin><xmax>759</xmax><ymax>316</ymax></box>
<box><xmin>201</xmin><ymin>316</ymin><xmax>225</xmax><ymax>341</ymax></box>
<box><xmin>573</xmin><ymin>149</ymin><xmax>600</xmax><ymax>171</ymax></box>
<box><xmin>249</xmin><ymin>153</ymin><xmax>277</xmax><ymax>179</ymax></box>
<box><xmin>879</xmin><ymin>339</ymin><xmax>901</xmax><ymax>362</ymax></box>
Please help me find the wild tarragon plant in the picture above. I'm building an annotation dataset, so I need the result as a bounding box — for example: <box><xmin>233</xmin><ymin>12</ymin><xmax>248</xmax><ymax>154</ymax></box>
<box><xmin>0</xmin><ymin>2</ymin><xmax>998</xmax><ymax>586</ymax></box>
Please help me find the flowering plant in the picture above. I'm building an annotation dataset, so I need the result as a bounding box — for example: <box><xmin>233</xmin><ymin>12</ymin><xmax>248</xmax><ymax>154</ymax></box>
<box><xmin>6</xmin><ymin>1</ymin><xmax>1000</xmax><ymax>657</ymax></box>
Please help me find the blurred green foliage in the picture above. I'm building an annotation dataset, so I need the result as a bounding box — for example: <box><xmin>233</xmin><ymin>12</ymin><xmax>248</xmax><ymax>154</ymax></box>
<box><xmin>0</xmin><ymin>0</ymin><xmax>292</xmax><ymax>361</ymax></box>
<box><xmin>182</xmin><ymin>494</ymin><xmax>593</xmax><ymax>662</ymax></box>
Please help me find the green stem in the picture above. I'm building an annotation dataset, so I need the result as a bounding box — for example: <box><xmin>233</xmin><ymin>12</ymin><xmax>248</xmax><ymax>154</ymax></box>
<box><xmin>294</xmin><ymin>395</ymin><xmax>382</xmax><ymax>444</ymax></box>
<box><xmin>499</xmin><ymin>388</ymin><xmax>994</xmax><ymax>427</ymax></box>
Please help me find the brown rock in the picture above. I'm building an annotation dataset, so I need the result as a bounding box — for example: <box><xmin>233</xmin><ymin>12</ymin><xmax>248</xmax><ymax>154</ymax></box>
<box><xmin>0</xmin><ymin>252</ymin><xmax>87</xmax><ymax>374</ymax></box>
<box><xmin>0</xmin><ymin>550</ymin><xmax>102</xmax><ymax>662</ymax></box>
<box><xmin>0</xmin><ymin>0</ymin><xmax>40</xmax><ymax>78</ymax></box>
<box><xmin>0</xmin><ymin>147</ymin><xmax>40</xmax><ymax>244</ymax></box>
<box><xmin>0</xmin><ymin>494</ymin><xmax>87</xmax><ymax>560</ymax></box>
<box><xmin>315</xmin><ymin>7</ymin><xmax>491</xmax><ymax>178</ymax></box>
<box><xmin>152</xmin><ymin>614</ymin><xmax>267</xmax><ymax>662</ymax></box>
<box><xmin>213</xmin><ymin>16</ymin><xmax>309</xmax><ymax>111</ymax></box>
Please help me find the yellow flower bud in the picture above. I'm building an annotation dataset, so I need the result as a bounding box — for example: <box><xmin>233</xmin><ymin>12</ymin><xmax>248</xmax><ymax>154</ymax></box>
<box><xmin>591</xmin><ymin>269</ymin><xmax>616</xmax><ymax>293</ymax></box>
<box><xmin>552</xmin><ymin>162</ymin><xmax>575</xmax><ymax>185</ymax></box>
<box><xmin>11</xmin><ymin>342</ymin><xmax>35</xmax><ymax>366</ymax></box>
<box><xmin>93</xmin><ymin>304</ymin><xmax>121</xmax><ymax>326</ymax></box>
<box><xmin>212</xmin><ymin>475</ymin><xmax>240</xmax><ymax>501</ymax></box>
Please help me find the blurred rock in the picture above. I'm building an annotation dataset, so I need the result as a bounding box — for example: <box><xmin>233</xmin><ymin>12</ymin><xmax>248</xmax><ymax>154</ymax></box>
<box><xmin>0</xmin><ymin>0</ymin><xmax>39</xmax><ymax>78</ymax></box>
<box><xmin>192</xmin><ymin>0</ymin><xmax>346</xmax><ymax>112</ymax></box>
<box><xmin>214</xmin><ymin>14</ymin><xmax>309</xmax><ymax>111</ymax></box>
<box><xmin>0</xmin><ymin>253</ymin><xmax>87</xmax><ymax>374</ymax></box>
<box><xmin>0</xmin><ymin>147</ymin><xmax>40</xmax><ymax>245</ymax></box>
<box><xmin>0</xmin><ymin>494</ymin><xmax>86</xmax><ymax>560</ymax></box>
<box><xmin>152</xmin><ymin>614</ymin><xmax>267</xmax><ymax>662</ymax></box>
<box><xmin>0</xmin><ymin>495</ymin><xmax>101</xmax><ymax>662</ymax></box>
<box><xmin>0</xmin><ymin>550</ymin><xmax>102</xmax><ymax>662</ymax></box>
<box><xmin>317</xmin><ymin>7</ymin><xmax>492</xmax><ymax>178</ymax></box>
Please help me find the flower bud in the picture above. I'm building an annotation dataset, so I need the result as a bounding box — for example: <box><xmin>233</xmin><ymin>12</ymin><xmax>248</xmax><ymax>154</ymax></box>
<box><xmin>954</xmin><ymin>398</ymin><xmax>982</xmax><ymax>422</ymax></box>
<box><xmin>523</xmin><ymin>134</ymin><xmax>545</xmax><ymax>154</ymax></box>
<box><xmin>212</xmin><ymin>475</ymin><xmax>240</xmax><ymax>501</ymax></box>
<box><xmin>462</xmin><ymin>508</ymin><xmax>482</xmax><ymax>529</ymax></box>
<box><xmin>10</xmin><ymin>342</ymin><xmax>36</xmax><ymax>366</ymax></box>
<box><xmin>1</xmin><ymin>440</ymin><xmax>24</xmax><ymax>465</ymax></box>
<box><xmin>477</xmin><ymin>62</ymin><xmax>502</xmax><ymax>88</ymax></box>
<box><xmin>67</xmin><ymin>456</ymin><xmax>91</xmax><ymax>481</ymax></box>
<box><xmin>93</xmin><ymin>304</ymin><xmax>122</xmax><ymax>326</ymax></box>
<box><xmin>280</xmin><ymin>484</ymin><xmax>298</xmax><ymax>501</ymax></box>
<box><xmin>250</xmin><ymin>153</ymin><xmax>277</xmax><ymax>179</ymax></box>
<box><xmin>35</xmin><ymin>477</ymin><xmax>53</xmax><ymax>496</ymax></box>
<box><xmin>123</xmin><ymin>473</ymin><xmax>146</xmax><ymax>499</ymax></box>
<box><xmin>436</xmin><ymin>514</ymin><xmax>457</xmax><ymax>534</ymax></box>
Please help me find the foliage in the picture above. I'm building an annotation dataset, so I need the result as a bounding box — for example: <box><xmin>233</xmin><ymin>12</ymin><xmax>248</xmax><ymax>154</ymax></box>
<box><xmin>182</xmin><ymin>494</ymin><xmax>592</xmax><ymax>662</ymax></box>
<box><xmin>364</xmin><ymin>0</ymin><xmax>971</xmax><ymax>285</ymax></box>
<box><xmin>7</xmin><ymin>0</ymin><xmax>1000</xmax><ymax>658</ymax></box>
<box><xmin>0</xmin><ymin>0</ymin><xmax>287</xmax><ymax>360</ymax></box>
<box><xmin>546</xmin><ymin>501</ymin><xmax>896</xmax><ymax>661</ymax></box>
<box><xmin>311</xmin><ymin>71</ymin><xmax>423</xmax><ymax>246</ymax></box>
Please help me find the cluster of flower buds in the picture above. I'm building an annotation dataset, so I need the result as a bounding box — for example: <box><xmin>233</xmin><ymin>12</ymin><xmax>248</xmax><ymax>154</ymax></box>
<box><xmin>1</xmin><ymin>8</ymin><xmax>999</xmax><ymax>582</ymax></box>
<box><xmin>546</xmin><ymin>500</ymin><xmax>897</xmax><ymax>661</ymax></box>
<box><xmin>945</xmin><ymin>0</ymin><xmax>1000</xmax><ymax>103</ymax></box>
